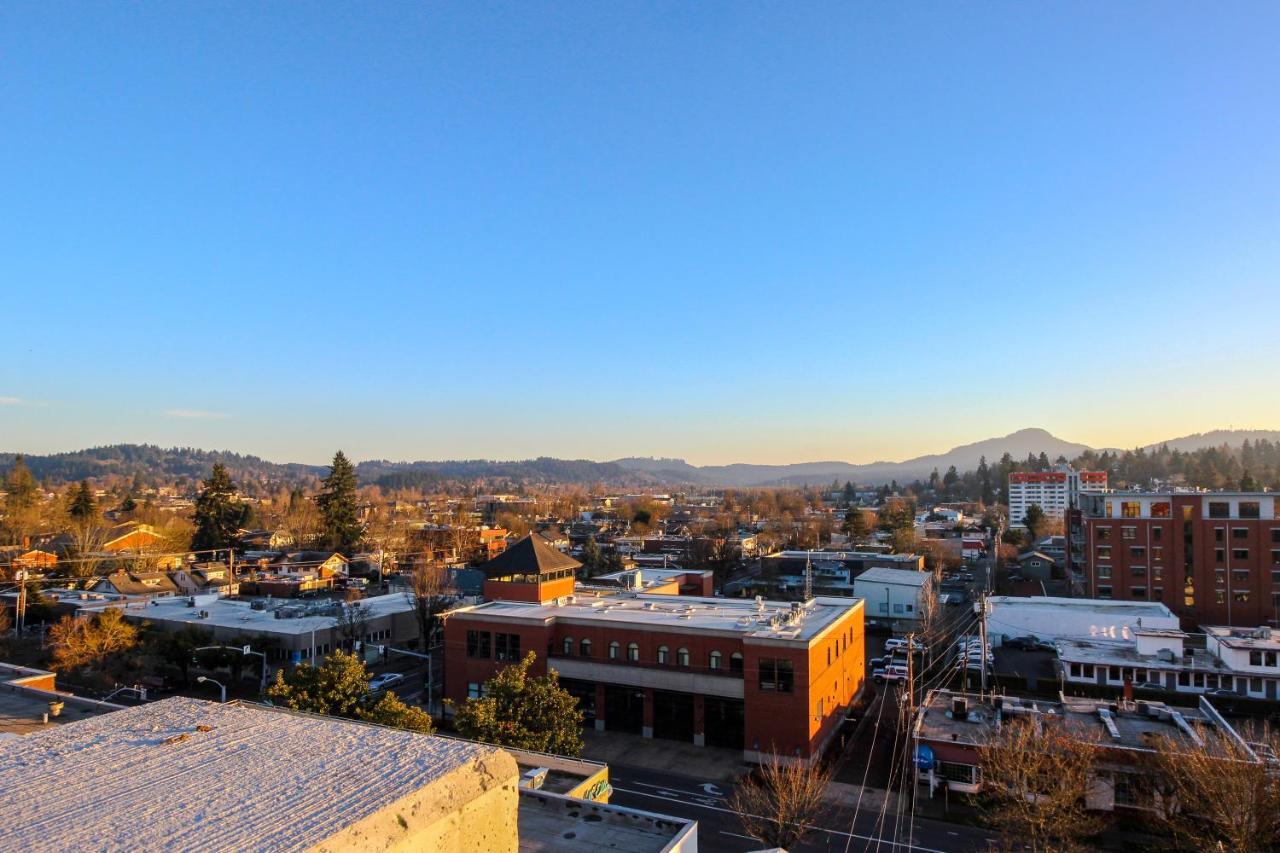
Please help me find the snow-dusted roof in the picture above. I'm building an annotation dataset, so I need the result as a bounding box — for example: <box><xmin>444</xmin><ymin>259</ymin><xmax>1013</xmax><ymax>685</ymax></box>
<box><xmin>0</xmin><ymin>697</ymin><xmax>499</xmax><ymax>852</ymax></box>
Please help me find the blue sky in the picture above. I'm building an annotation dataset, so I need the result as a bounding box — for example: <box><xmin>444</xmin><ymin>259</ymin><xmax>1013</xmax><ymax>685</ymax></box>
<box><xmin>2</xmin><ymin>3</ymin><xmax>1278</xmax><ymax>465</ymax></box>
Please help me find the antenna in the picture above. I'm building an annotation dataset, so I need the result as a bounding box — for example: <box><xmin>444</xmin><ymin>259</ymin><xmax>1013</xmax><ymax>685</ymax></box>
<box><xmin>804</xmin><ymin>550</ymin><xmax>813</xmax><ymax>602</ymax></box>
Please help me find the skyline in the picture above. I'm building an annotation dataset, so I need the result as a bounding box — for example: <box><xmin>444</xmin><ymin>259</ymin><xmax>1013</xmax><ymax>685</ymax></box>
<box><xmin>3</xmin><ymin>4</ymin><xmax>1279</xmax><ymax>464</ymax></box>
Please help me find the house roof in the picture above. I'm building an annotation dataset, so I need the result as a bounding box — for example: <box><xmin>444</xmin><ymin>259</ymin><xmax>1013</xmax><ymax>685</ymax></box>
<box><xmin>481</xmin><ymin>534</ymin><xmax>582</xmax><ymax>577</ymax></box>
<box><xmin>1016</xmin><ymin>550</ymin><xmax>1055</xmax><ymax>563</ymax></box>
<box><xmin>95</xmin><ymin>571</ymin><xmax>180</xmax><ymax>596</ymax></box>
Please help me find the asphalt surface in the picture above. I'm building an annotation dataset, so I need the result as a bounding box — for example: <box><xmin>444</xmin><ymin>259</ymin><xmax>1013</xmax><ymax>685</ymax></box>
<box><xmin>608</xmin><ymin>761</ymin><xmax>995</xmax><ymax>852</ymax></box>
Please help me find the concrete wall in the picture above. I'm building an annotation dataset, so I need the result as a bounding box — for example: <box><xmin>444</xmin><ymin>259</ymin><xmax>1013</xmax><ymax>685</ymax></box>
<box><xmin>311</xmin><ymin>749</ymin><xmax>520</xmax><ymax>853</ymax></box>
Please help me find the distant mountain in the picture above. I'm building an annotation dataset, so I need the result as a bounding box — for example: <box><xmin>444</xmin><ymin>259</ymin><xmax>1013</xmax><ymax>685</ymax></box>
<box><xmin>614</xmin><ymin>428</ymin><xmax>1098</xmax><ymax>487</ymax></box>
<box><xmin>6</xmin><ymin>428</ymin><xmax>1279</xmax><ymax>491</ymax></box>
<box><xmin>1142</xmin><ymin>430</ymin><xmax>1280</xmax><ymax>454</ymax></box>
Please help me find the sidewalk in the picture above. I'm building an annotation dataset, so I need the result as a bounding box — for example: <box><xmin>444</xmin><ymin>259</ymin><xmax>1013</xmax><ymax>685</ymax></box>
<box><xmin>578</xmin><ymin>728</ymin><xmax>750</xmax><ymax>782</ymax></box>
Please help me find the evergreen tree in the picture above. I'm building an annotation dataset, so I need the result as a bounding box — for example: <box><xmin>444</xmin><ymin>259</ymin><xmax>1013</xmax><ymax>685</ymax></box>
<box><xmin>317</xmin><ymin>450</ymin><xmax>361</xmax><ymax>554</ymax></box>
<box><xmin>69</xmin><ymin>480</ymin><xmax>97</xmax><ymax>521</ymax></box>
<box><xmin>977</xmin><ymin>456</ymin><xmax>995</xmax><ymax>506</ymax></box>
<box><xmin>448</xmin><ymin>651</ymin><xmax>583</xmax><ymax>756</ymax></box>
<box><xmin>191</xmin><ymin>463</ymin><xmax>243</xmax><ymax>552</ymax></box>
<box><xmin>1022</xmin><ymin>504</ymin><xmax>1047</xmax><ymax>540</ymax></box>
<box><xmin>843</xmin><ymin>508</ymin><xmax>870</xmax><ymax>543</ymax></box>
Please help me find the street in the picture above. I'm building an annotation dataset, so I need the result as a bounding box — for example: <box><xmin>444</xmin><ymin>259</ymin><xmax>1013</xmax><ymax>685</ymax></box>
<box><xmin>608</xmin><ymin>762</ymin><xmax>995</xmax><ymax>852</ymax></box>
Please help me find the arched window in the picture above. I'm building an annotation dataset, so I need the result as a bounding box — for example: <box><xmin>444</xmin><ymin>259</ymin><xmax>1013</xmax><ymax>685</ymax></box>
<box><xmin>609</xmin><ymin>641</ymin><xmax>620</xmax><ymax>660</ymax></box>
<box><xmin>563</xmin><ymin>636</ymin><xmax>573</xmax><ymax>656</ymax></box>
<box><xmin>657</xmin><ymin>645</ymin><xmax>669</xmax><ymax>664</ymax></box>
<box><xmin>730</xmin><ymin>652</ymin><xmax>744</xmax><ymax>674</ymax></box>
<box><xmin>677</xmin><ymin>647</ymin><xmax>690</xmax><ymax>667</ymax></box>
<box><xmin>627</xmin><ymin>642</ymin><xmax>640</xmax><ymax>662</ymax></box>
<box><xmin>709</xmin><ymin>650</ymin><xmax>722</xmax><ymax>670</ymax></box>
<box><xmin>580</xmin><ymin>638</ymin><xmax>592</xmax><ymax>657</ymax></box>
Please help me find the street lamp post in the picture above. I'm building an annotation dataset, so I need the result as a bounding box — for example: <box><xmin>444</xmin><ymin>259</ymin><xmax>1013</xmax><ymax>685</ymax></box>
<box><xmin>197</xmin><ymin>676</ymin><xmax>227</xmax><ymax>703</ymax></box>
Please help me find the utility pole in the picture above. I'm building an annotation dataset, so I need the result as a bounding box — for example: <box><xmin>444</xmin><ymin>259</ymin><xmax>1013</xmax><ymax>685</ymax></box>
<box><xmin>905</xmin><ymin>631</ymin><xmax>916</xmax><ymax>715</ymax></box>
<box><xmin>14</xmin><ymin>570</ymin><xmax>27</xmax><ymax>636</ymax></box>
<box><xmin>978</xmin><ymin>593</ymin><xmax>989</xmax><ymax>697</ymax></box>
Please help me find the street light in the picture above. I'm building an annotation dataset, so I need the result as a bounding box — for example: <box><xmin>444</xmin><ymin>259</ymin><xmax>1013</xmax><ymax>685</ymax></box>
<box><xmin>197</xmin><ymin>676</ymin><xmax>227</xmax><ymax>703</ymax></box>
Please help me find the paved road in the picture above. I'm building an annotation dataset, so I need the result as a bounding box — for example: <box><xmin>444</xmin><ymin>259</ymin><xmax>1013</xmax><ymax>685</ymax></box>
<box><xmin>608</xmin><ymin>762</ymin><xmax>994</xmax><ymax>853</ymax></box>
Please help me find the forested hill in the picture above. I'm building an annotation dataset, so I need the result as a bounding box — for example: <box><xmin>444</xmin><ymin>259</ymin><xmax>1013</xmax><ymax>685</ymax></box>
<box><xmin>0</xmin><ymin>446</ymin><xmax>657</xmax><ymax>491</ymax></box>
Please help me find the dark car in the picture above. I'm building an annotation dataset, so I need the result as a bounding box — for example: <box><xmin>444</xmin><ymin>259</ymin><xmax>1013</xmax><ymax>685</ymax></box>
<box><xmin>1002</xmin><ymin>636</ymin><xmax>1036</xmax><ymax>650</ymax></box>
<box><xmin>1205</xmin><ymin>688</ymin><xmax>1238</xmax><ymax>699</ymax></box>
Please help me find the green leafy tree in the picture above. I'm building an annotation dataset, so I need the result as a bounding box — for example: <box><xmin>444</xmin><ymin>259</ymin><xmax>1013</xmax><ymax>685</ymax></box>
<box><xmin>191</xmin><ymin>464</ymin><xmax>244</xmax><ymax>552</ymax></box>
<box><xmin>317</xmin><ymin>451</ymin><xmax>361</xmax><ymax>554</ymax></box>
<box><xmin>68</xmin><ymin>480</ymin><xmax>97</xmax><ymax>521</ymax></box>
<box><xmin>266</xmin><ymin>650</ymin><xmax>433</xmax><ymax>733</ymax></box>
<box><xmin>448</xmin><ymin>650</ymin><xmax>583</xmax><ymax>755</ymax></box>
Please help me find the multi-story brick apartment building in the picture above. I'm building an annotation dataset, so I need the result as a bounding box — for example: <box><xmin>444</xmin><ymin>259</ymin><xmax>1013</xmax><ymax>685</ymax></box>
<box><xmin>1008</xmin><ymin>466</ymin><xmax>1107</xmax><ymax>528</ymax></box>
<box><xmin>1069</xmin><ymin>491</ymin><xmax>1280</xmax><ymax>628</ymax></box>
<box><xmin>445</xmin><ymin>535</ymin><xmax>866</xmax><ymax>762</ymax></box>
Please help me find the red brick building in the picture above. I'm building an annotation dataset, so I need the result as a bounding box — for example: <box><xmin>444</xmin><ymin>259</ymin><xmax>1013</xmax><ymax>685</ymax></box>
<box><xmin>1070</xmin><ymin>492</ymin><xmax>1280</xmax><ymax>628</ymax></box>
<box><xmin>445</xmin><ymin>536</ymin><xmax>865</xmax><ymax>762</ymax></box>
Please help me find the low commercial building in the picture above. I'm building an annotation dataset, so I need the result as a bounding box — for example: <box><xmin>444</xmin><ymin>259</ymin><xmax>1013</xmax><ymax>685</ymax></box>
<box><xmin>447</xmin><ymin>545</ymin><xmax>864</xmax><ymax>763</ymax></box>
<box><xmin>852</xmin><ymin>567</ymin><xmax>933</xmax><ymax>630</ymax></box>
<box><xmin>589</xmin><ymin>566</ymin><xmax>715</xmax><ymax>597</ymax></box>
<box><xmin>913</xmin><ymin>688</ymin><xmax>1255</xmax><ymax>813</ymax></box>
<box><xmin>1057</xmin><ymin>624</ymin><xmax>1280</xmax><ymax>700</ymax></box>
<box><xmin>983</xmin><ymin>596</ymin><xmax>1179</xmax><ymax>647</ymax></box>
<box><xmin>114</xmin><ymin>593</ymin><xmax>420</xmax><ymax>665</ymax></box>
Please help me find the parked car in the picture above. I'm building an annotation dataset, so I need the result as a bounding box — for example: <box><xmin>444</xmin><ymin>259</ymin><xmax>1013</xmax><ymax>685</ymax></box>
<box><xmin>884</xmin><ymin>637</ymin><xmax>924</xmax><ymax>653</ymax></box>
<box><xmin>873</xmin><ymin>664</ymin><xmax>909</xmax><ymax>684</ymax></box>
<box><xmin>1002</xmin><ymin>636</ymin><xmax>1038</xmax><ymax>650</ymax></box>
<box><xmin>1205</xmin><ymin>688</ymin><xmax>1239</xmax><ymax>699</ymax></box>
<box><xmin>368</xmin><ymin>673</ymin><xmax>405</xmax><ymax>693</ymax></box>
<box><xmin>1134</xmin><ymin>681</ymin><xmax>1166</xmax><ymax>692</ymax></box>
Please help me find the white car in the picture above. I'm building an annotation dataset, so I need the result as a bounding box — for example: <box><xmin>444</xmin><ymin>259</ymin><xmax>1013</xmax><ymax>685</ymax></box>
<box><xmin>884</xmin><ymin>637</ymin><xmax>924</xmax><ymax>653</ymax></box>
<box><xmin>368</xmin><ymin>673</ymin><xmax>405</xmax><ymax>693</ymax></box>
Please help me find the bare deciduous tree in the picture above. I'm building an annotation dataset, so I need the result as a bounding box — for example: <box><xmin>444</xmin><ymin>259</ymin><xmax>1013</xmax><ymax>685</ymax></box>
<box><xmin>1146</xmin><ymin>724</ymin><xmax>1280</xmax><ymax>853</ymax></box>
<box><xmin>977</xmin><ymin>716</ymin><xmax>1107</xmax><ymax>852</ymax></box>
<box><xmin>406</xmin><ymin>562</ymin><xmax>454</xmax><ymax>651</ymax></box>
<box><xmin>48</xmin><ymin>609</ymin><xmax>139</xmax><ymax>673</ymax></box>
<box><xmin>333</xmin><ymin>601</ymin><xmax>370</xmax><ymax>651</ymax></box>
<box><xmin>728</xmin><ymin>753</ymin><xmax>832</xmax><ymax>850</ymax></box>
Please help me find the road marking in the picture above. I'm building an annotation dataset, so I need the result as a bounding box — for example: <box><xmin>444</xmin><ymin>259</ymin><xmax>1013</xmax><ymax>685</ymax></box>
<box><xmin>628</xmin><ymin>780</ymin><xmax>725</xmax><ymax>800</ymax></box>
<box><xmin>701</xmin><ymin>782</ymin><xmax>724</xmax><ymax>796</ymax></box>
<box><xmin>611</xmin><ymin>787</ymin><xmax>952</xmax><ymax>853</ymax></box>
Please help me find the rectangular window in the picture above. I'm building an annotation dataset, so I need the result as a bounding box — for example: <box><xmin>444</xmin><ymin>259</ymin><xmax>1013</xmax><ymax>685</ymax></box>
<box><xmin>758</xmin><ymin>658</ymin><xmax>795</xmax><ymax>693</ymax></box>
<box><xmin>1152</xmin><ymin>546</ymin><xmax>1163</xmax><ymax>562</ymax></box>
<box><xmin>1152</xmin><ymin>587</ymin><xmax>1163</xmax><ymax>599</ymax></box>
<box><xmin>1098</xmin><ymin>586</ymin><xmax>1112</xmax><ymax>599</ymax></box>
<box><xmin>495</xmin><ymin>633</ymin><xmax>521</xmax><ymax>661</ymax></box>
<box><xmin>1178</xmin><ymin>671</ymin><xmax>1190</xmax><ymax>686</ymax></box>
<box><xmin>468</xmin><ymin>682</ymin><xmax>481</xmax><ymax>699</ymax></box>
<box><xmin>1215</xmin><ymin>528</ymin><xmax>1226</xmax><ymax>543</ymax></box>
<box><xmin>1234</xmin><ymin>528</ymin><xmax>1250</xmax><ymax>540</ymax></box>
<box><xmin>937</xmin><ymin>762</ymin><xmax>977</xmax><ymax>785</ymax></box>
<box><xmin>1097</xmin><ymin>527</ymin><xmax>1112</xmax><ymax>541</ymax></box>
<box><xmin>1234</xmin><ymin>549</ymin><xmax>1250</xmax><ymax>560</ymax></box>
<box><xmin>1131</xmin><ymin>566</ymin><xmax>1147</xmax><ymax>577</ymax></box>
<box><xmin>1209</xmin><ymin>502</ymin><xmax>1230</xmax><ymax>519</ymax></box>
<box><xmin>1251</xmin><ymin>650</ymin><xmax>1262</xmax><ymax>666</ymax></box>
<box><xmin>1131</xmin><ymin>546</ymin><xmax>1146</xmax><ymax>559</ymax></box>
<box><xmin>1216</xmin><ymin>548</ymin><xmax>1226</xmax><ymax>563</ymax></box>
<box><xmin>1152</xmin><ymin>527</ymin><xmax>1164</xmax><ymax>541</ymax></box>
<box><xmin>1098</xmin><ymin>565</ymin><xmax>1112</xmax><ymax>579</ymax></box>
<box><xmin>466</xmin><ymin>631</ymin><xmax>491</xmax><ymax>659</ymax></box>
<box><xmin>1131</xmin><ymin>586</ymin><xmax>1147</xmax><ymax>598</ymax></box>
<box><xmin>1070</xmin><ymin>663</ymin><xmax>1082</xmax><ymax>678</ymax></box>
<box><xmin>1241</xmin><ymin>501</ymin><xmax>1261</xmax><ymax>519</ymax></box>
<box><xmin>1272</xmin><ymin>529</ymin><xmax>1280</xmax><ymax>544</ymax></box>
<box><xmin>1122</xmin><ymin>527</ymin><xmax>1136</xmax><ymax>540</ymax></box>
<box><xmin>1272</xmin><ymin>550</ymin><xmax>1280</xmax><ymax>566</ymax></box>
<box><xmin>1097</xmin><ymin>546</ymin><xmax>1112</xmax><ymax>559</ymax></box>
<box><xmin>1122</xmin><ymin>501</ymin><xmax>1141</xmax><ymax>518</ymax></box>
<box><xmin>1082</xmin><ymin>664</ymin><xmax>1095</xmax><ymax>678</ymax></box>
<box><xmin>1151</xmin><ymin>502</ymin><xmax>1171</xmax><ymax>518</ymax></box>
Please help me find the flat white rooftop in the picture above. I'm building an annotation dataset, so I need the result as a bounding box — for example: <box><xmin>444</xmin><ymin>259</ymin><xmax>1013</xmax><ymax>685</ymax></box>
<box><xmin>0</xmin><ymin>697</ymin><xmax>498</xmax><ymax>852</ymax></box>
<box><xmin>854</xmin><ymin>567</ymin><xmax>931</xmax><ymax>587</ymax></box>
<box><xmin>987</xmin><ymin>595</ymin><xmax>1175</xmax><ymax>617</ymax></box>
<box><xmin>114</xmin><ymin>592</ymin><xmax>415</xmax><ymax>635</ymax></box>
<box><xmin>457</xmin><ymin>593</ymin><xmax>860</xmax><ymax>643</ymax></box>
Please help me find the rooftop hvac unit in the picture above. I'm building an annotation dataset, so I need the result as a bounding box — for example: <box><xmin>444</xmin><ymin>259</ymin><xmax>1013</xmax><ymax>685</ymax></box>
<box><xmin>952</xmin><ymin>696</ymin><xmax>969</xmax><ymax>717</ymax></box>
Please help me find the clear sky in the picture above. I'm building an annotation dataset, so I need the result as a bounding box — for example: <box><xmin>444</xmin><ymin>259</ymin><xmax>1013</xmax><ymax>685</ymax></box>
<box><xmin>2</xmin><ymin>3</ymin><xmax>1278</xmax><ymax>466</ymax></box>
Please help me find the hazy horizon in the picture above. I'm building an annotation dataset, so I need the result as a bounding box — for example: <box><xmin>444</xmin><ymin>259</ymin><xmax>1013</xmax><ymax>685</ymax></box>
<box><xmin>3</xmin><ymin>5</ymin><xmax>1278</xmax><ymax>465</ymax></box>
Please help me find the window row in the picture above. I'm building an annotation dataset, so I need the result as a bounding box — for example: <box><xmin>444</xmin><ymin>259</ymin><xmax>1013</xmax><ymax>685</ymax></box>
<box><xmin>556</xmin><ymin>635</ymin><xmax>745</xmax><ymax>673</ymax></box>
